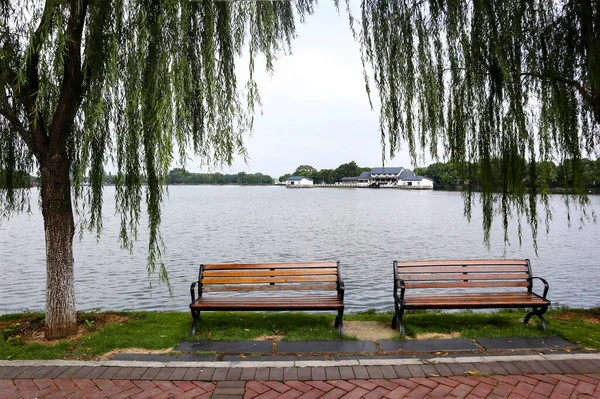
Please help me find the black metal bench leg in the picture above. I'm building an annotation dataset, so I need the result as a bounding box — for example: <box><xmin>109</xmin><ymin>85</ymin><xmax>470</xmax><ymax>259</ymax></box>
<box><xmin>190</xmin><ymin>309</ymin><xmax>200</xmax><ymax>336</ymax></box>
<box><xmin>524</xmin><ymin>306</ymin><xmax>548</xmax><ymax>330</ymax></box>
<box><xmin>334</xmin><ymin>308</ymin><xmax>344</xmax><ymax>338</ymax></box>
<box><xmin>392</xmin><ymin>300</ymin><xmax>406</xmax><ymax>335</ymax></box>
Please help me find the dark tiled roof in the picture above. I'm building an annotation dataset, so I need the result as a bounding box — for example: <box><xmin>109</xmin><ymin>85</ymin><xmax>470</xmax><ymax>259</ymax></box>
<box><xmin>358</xmin><ymin>171</ymin><xmax>371</xmax><ymax>179</ymax></box>
<box><xmin>399</xmin><ymin>170</ymin><xmax>415</xmax><ymax>179</ymax></box>
<box><xmin>401</xmin><ymin>175</ymin><xmax>432</xmax><ymax>182</ymax></box>
<box><xmin>287</xmin><ymin>176</ymin><xmax>313</xmax><ymax>181</ymax></box>
<box><xmin>370</xmin><ymin>167</ymin><xmax>404</xmax><ymax>175</ymax></box>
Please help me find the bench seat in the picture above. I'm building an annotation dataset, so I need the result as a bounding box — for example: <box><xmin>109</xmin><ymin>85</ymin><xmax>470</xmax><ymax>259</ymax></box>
<box><xmin>191</xmin><ymin>296</ymin><xmax>343</xmax><ymax>311</ymax></box>
<box><xmin>403</xmin><ymin>292</ymin><xmax>549</xmax><ymax>309</ymax></box>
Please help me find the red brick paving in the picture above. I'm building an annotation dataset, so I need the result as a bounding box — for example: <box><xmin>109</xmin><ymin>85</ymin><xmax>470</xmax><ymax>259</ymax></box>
<box><xmin>1</xmin><ymin>369</ymin><xmax>600</xmax><ymax>398</ymax></box>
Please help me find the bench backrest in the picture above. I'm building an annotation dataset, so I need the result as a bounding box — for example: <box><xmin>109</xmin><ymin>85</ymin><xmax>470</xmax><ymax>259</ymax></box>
<box><xmin>394</xmin><ymin>259</ymin><xmax>534</xmax><ymax>291</ymax></box>
<box><xmin>199</xmin><ymin>261</ymin><xmax>340</xmax><ymax>293</ymax></box>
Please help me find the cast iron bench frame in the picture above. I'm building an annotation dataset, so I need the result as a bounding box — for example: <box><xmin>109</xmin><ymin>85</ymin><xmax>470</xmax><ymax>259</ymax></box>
<box><xmin>190</xmin><ymin>261</ymin><xmax>345</xmax><ymax>337</ymax></box>
<box><xmin>392</xmin><ymin>259</ymin><xmax>550</xmax><ymax>335</ymax></box>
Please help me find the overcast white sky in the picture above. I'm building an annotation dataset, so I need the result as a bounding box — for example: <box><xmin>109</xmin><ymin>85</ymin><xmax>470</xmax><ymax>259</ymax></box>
<box><xmin>181</xmin><ymin>1</ymin><xmax>421</xmax><ymax>179</ymax></box>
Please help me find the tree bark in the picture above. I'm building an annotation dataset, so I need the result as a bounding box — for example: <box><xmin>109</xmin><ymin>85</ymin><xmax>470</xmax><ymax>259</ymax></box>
<box><xmin>40</xmin><ymin>150</ymin><xmax>77</xmax><ymax>339</ymax></box>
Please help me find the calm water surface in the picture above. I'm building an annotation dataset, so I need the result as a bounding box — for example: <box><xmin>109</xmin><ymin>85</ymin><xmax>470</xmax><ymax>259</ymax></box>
<box><xmin>0</xmin><ymin>186</ymin><xmax>598</xmax><ymax>314</ymax></box>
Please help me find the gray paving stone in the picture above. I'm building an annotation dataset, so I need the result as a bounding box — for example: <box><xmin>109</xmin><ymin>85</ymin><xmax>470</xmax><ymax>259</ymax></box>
<box><xmin>283</xmin><ymin>367</ymin><xmax>298</xmax><ymax>381</ymax></box>
<box><xmin>197</xmin><ymin>368</ymin><xmax>216</xmax><ymax>381</ymax></box>
<box><xmin>212</xmin><ymin>368</ymin><xmax>229</xmax><ymax>381</ymax></box>
<box><xmin>71</xmin><ymin>366</ymin><xmax>96</xmax><ymax>379</ymax></box>
<box><xmin>469</xmin><ymin>362</ymin><xmax>495</xmax><ymax>375</ymax></box>
<box><xmin>14</xmin><ymin>366</ymin><xmax>42</xmax><ymax>379</ymax></box>
<box><xmin>277</xmin><ymin>340</ymin><xmax>377</xmax><ymax>353</ymax></box>
<box><xmin>352</xmin><ymin>366</ymin><xmax>369</xmax><ymax>379</ymax></box>
<box><xmin>112</xmin><ymin>353</ymin><xmax>217</xmax><ymax>362</ymax></box>
<box><xmin>98</xmin><ymin>367</ymin><xmax>122</xmax><ymax>380</ymax></box>
<box><xmin>485</xmin><ymin>362</ymin><xmax>509</xmax><ymax>375</ymax></box>
<box><xmin>269</xmin><ymin>368</ymin><xmax>284</xmax><ymax>380</ymax></box>
<box><xmin>432</xmin><ymin>363</ymin><xmax>453</xmax><ymax>377</ymax></box>
<box><xmin>366</xmin><ymin>366</ymin><xmax>383</xmax><ymax>379</ymax></box>
<box><xmin>154</xmin><ymin>367</ymin><xmax>175</xmax><ymax>380</ymax></box>
<box><xmin>297</xmin><ymin>368</ymin><xmax>311</xmax><ymax>381</ymax></box>
<box><xmin>379</xmin><ymin>339</ymin><xmax>478</xmax><ymax>353</ymax></box>
<box><xmin>380</xmin><ymin>365</ymin><xmax>398</xmax><ymax>379</ymax></box>
<box><xmin>45</xmin><ymin>367</ymin><xmax>70</xmax><ymax>379</ymax></box>
<box><xmin>176</xmin><ymin>340</ymin><xmax>273</xmax><ymax>354</ymax></box>
<box><xmin>475</xmin><ymin>336</ymin><xmax>579</xmax><ymax>351</ymax></box>
<box><xmin>140</xmin><ymin>368</ymin><xmax>161</xmax><ymax>380</ymax></box>
<box><xmin>419</xmin><ymin>364</ymin><xmax>439</xmax><ymax>377</ymax></box>
<box><xmin>311</xmin><ymin>367</ymin><xmax>326</xmax><ymax>380</ymax></box>
<box><xmin>226</xmin><ymin>368</ymin><xmax>243</xmax><ymax>380</ymax></box>
<box><xmin>255</xmin><ymin>367</ymin><xmax>270</xmax><ymax>380</ymax></box>
<box><xmin>168</xmin><ymin>368</ymin><xmax>188</xmax><ymax>380</ymax></box>
<box><xmin>498</xmin><ymin>362</ymin><xmax>521</xmax><ymax>375</ymax></box>
<box><xmin>393</xmin><ymin>365</ymin><xmax>412</xmax><ymax>378</ymax></box>
<box><xmin>407</xmin><ymin>365</ymin><xmax>426</xmax><ymax>377</ymax></box>
<box><xmin>127</xmin><ymin>367</ymin><xmax>149</xmax><ymax>380</ymax></box>
<box><xmin>325</xmin><ymin>366</ymin><xmax>341</xmax><ymax>380</ymax></box>
<box><xmin>241</xmin><ymin>368</ymin><xmax>257</xmax><ymax>381</ymax></box>
<box><xmin>339</xmin><ymin>366</ymin><xmax>355</xmax><ymax>380</ymax></box>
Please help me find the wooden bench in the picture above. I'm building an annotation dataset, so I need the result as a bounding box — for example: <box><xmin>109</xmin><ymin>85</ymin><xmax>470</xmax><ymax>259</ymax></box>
<box><xmin>392</xmin><ymin>259</ymin><xmax>550</xmax><ymax>335</ymax></box>
<box><xmin>190</xmin><ymin>261</ymin><xmax>345</xmax><ymax>337</ymax></box>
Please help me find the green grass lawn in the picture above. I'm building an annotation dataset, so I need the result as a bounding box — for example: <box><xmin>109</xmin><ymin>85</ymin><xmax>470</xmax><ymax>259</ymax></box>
<box><xmin>0</xmin><ymin>307</ymin><xmax>598</xmax><ymax>360</ymax></box>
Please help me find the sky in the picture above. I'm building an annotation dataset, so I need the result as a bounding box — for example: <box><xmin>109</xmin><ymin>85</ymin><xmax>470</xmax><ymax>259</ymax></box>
<box><xmin>180</xmin><ymin>1</ymin><xmax>421</xmax><ymax>179</ymax></box>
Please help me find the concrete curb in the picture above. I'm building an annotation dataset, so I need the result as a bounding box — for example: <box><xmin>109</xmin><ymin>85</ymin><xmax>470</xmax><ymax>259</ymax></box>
<box><xmin>1</xmin><ymin>352</ymin><xmax>599</xmax><ymax>369</ymax></box>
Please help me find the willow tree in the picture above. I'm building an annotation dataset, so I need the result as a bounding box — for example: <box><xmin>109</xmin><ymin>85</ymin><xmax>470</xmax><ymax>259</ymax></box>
<box><xmin>0</xmin><ymin>0</ymin><xmax>315</xmax><ymax>338</ymax></box>
<box><xmin>358</xmin><ymin>0</ymin><xmax>599</xmax><ymax>245</ymax></box>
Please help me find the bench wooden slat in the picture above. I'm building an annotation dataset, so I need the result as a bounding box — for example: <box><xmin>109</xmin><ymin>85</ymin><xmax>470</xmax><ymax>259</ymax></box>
<box><xmin>202</xmin><ymin>262</ymin><xmax>337</xmax><ymax>270</ymax></box>
<box><xmin>397</xmin><ymin>266</ymin><xmax>529</xmax><ymax>273</ymax></box>
<box><xmin>397</xmin><ymin>259</ymin><xmax>528</xmax><ymax>267</ymax></box>
<box><xmin>202</xmin><ymin>275</ymin><xmax>338</xmax><ymax>284</ymax></box>
<box><xmin>202</xmin><ymin>268</ymin><xmax>338</xmax><ymax>277</ymax></box>
<box><xmin>400</xmin><ymin>273</ymin><xmax>529</xmax><ymax>281</ymax></box>
<box><xmin>191</xmin><ymin>296</ymin><xmax>342</xmax><ymax>310</ymax></box>
<box><xmin>404</xmin><ymin>281</ymin><xmax>529</xmax><ymax>289</ymax></box>
<box><xmin>203</xmin><ymin>283</ymin><xmax>338</xmax><ymax>292</ymax></box>
<box><xmin>404</xmin><ymin>293</ymin><xmax>547</xmax><ymax>307</ymax></box>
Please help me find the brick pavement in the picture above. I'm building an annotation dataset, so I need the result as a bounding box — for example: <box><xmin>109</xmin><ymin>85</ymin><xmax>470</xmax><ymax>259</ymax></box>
<box><xmin>0</xmin><ymin>355</ymin><xmax>599</xmax><ymax>398</ymax></box>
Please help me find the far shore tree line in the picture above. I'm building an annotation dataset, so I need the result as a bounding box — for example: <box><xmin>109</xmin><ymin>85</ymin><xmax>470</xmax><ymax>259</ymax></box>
<box><xmin>4</xmin><ymin>157</ymin><xmax>599</xmax><ymax>191</ymax></box>
<box><xmin>277</xmin><ymin>158</ymin><xmax>600</xmax><ymax>191</ymax></box>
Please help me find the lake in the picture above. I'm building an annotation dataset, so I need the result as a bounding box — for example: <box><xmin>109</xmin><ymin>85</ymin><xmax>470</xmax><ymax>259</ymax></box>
<box><xmin>0</xmin><ymin>186</ymin><xmax>598</xmax><ymax>314</ymax></box>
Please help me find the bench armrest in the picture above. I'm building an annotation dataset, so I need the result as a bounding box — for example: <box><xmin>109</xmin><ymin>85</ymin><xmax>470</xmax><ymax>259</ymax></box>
<box><xmin>397</xmin><ymin>278</ymin><xmax>406</xmax><ymax>300</ymax></box>
<box><xmin>337</xmin><ymin>279</ymin><xmax>345</xmax><ymax>302</ymax></box>
<box><xmin>529</xmin><ymin>276</ymin><xmax>549</xmax><ymax>299</ymax></box>
<box><xmin>190</xmin><ymin>282</ymin><xmax>199</xmax><ymax>303</ymax></box>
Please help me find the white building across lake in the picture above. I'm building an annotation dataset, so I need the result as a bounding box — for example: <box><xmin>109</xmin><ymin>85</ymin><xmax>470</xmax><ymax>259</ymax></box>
<box><xmin>286</xmin><ymin>176</ymin><xmax>314</xmax><ymax>187</ymax></box>
<box><xmin>337</xmin><ymin>167</ymin><xmax>434</xmax><ymax>189</ymax></box>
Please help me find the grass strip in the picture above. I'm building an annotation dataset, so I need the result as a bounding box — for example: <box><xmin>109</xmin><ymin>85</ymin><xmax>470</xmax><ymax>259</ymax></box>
<box><xmin>0</xmin><ymin>307</ymin><xmax>598</xmax><ymax>360</ymax></box>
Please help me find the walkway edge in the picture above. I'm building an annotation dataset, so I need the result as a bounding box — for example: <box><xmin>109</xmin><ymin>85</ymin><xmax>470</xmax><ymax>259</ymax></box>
<box><xmin>1</xmin><ymin>352</ymin><xmax>599</xmax><ymax>368</ymax></box>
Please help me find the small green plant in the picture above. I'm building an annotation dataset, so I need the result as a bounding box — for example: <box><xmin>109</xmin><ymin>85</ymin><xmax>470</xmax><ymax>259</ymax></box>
<box><xmin>83</xmin><ymin>319</ymin><xmax>95</xmax><ymax>330</ymax></box>
<box><xmin>5</xmin><ymin>335</ymin><xmax>22</xmax><ymax>345</ymax></box>
<box><xmin>2</xmin><ymin>322</ymin><xmax>21</xmax><ymax>341</ymax></box>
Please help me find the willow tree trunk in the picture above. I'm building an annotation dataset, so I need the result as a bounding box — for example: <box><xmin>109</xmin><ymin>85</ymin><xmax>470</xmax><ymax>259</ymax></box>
<box><xmin>40</xmin><ymin>151</ymin><xmax>77</xmax><ymax>339</ymax></box>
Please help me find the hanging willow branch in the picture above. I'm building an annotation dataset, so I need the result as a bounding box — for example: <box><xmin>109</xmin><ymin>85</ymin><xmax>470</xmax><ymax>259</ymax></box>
<box><xmin>0</xmin><ymin>0</ymin><xmax>316</xmax><ymax>284</ymax></box>
<box><xmin>358</xmin><ymin>0</ymin><xmax>599</xmax><ymax>248</ymax></box>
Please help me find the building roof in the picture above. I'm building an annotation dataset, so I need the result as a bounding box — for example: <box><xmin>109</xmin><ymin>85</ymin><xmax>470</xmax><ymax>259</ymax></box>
<box><xmin>401</xmin><ymin>175</ymin><xmax>427</xmax><ymax>181</ymax></box>
<box><xmin>287</xmin><ymin>176</ymin><xmax>313</xmax><ymax>181</ymax></box>
<box><xmin>358</xmin><ymin>171</ymin><xmax>371</xmax><ymax>179</ymax></box>
<box><xmin>370</xmin><ymin>167</ymin><xmax>404</xmax><ymax>175</ymax></box>
<box><xmin>341</xmin><ymin>176</ymin><xmax>358</xmax><ymax>181</ymax></box>
<box><xmin>399</xmin><ymin>170</ymin><xmax>415</xmax><ymax>179</ymax></box>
